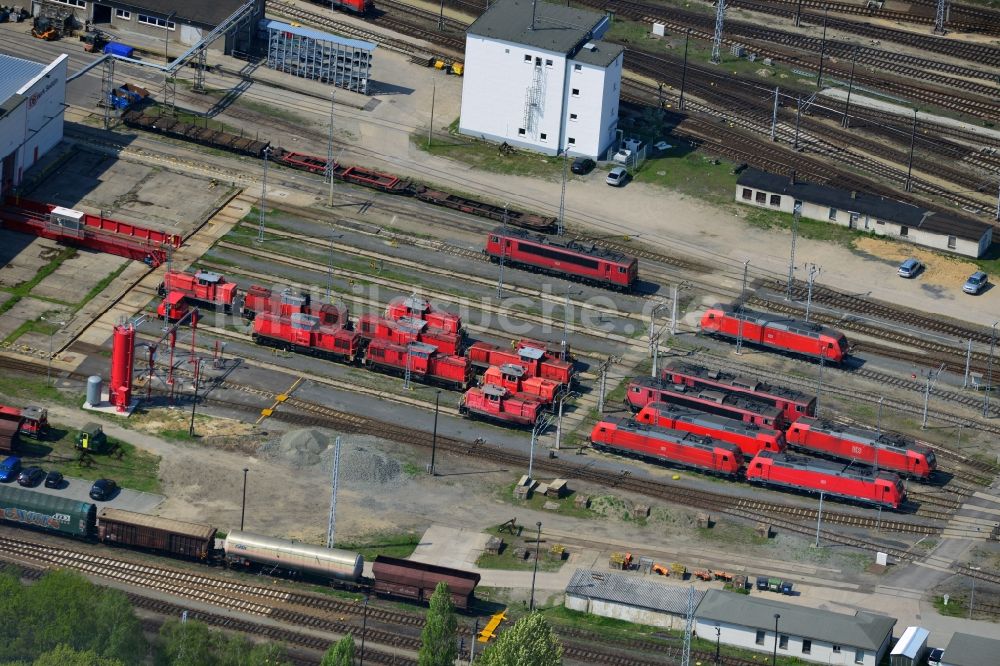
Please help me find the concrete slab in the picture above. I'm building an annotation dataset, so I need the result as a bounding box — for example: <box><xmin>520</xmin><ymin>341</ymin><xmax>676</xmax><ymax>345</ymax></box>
<box><xmin>0</xmin><ymin>234</ymin><xmax>64</xmax><ymax>290</ymax></box>
<box><xmin>32</xmin><ymin>249</ymin><xmax>129</xmax><ymax>303</ymax></box>
<box><xmin>0</xmin><ymin>297</ymin><xmax>67</xmax><ymax>342</ymax></box>
<box><xmin>19</xmin><ymin>476</ymin><xmax>164</xmax><ymax>514</ymax></box>
<box><xmin>401</xmin><ymin>525</ymin><xmax>490</xmax><ymax>570</ymax></box>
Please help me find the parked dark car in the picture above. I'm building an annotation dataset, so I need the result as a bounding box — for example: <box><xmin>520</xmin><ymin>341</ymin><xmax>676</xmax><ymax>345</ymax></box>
<box><xmin>570</xmin><ymin>157</ymin><xmax>596</xmax><ymax>175</ymax></box>
<box><xmin>44</xmin><ymin>470</ymin><xmax>64</xmax><ymax>489</ymax></box>
<box><xmin>17</xmin><ymin>466</ymin><xmax>44</xmax><ymax>487</ymax></box>
<box><xmin>0</xmin><ymin>456</ymin><xmax>21</xmax><ymax>482</ymax></box>
<box><xmin>89</xmin><ymin>478</ymin><xmax>118</xmax><ymax>501</ymax></box>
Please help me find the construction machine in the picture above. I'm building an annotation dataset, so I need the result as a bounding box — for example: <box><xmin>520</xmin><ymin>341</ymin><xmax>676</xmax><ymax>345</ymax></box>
<box><xmin>31</xmin><ymin>16</ymin><xmax>60</xmax><ymax>40</ymax></box>
<box><xmin>81</xmin><ymin>29</ymin><xmax>109</xmax><ymax>52</ymax></box>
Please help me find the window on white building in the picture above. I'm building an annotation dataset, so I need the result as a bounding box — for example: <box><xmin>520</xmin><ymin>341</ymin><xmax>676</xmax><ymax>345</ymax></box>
<box><xmin>567</xmin><ymin>137</ymin><xmax>575</xmax><ymax>145</ymax></box>
<box><xmin>900</xmin><ymin>226</ymin><xmax>909</xmax><ymax>237</ymax></box>
<box><xmin>570</xmin><ymin>113</ymin><xmax>578</xmax><ymax>121</ymax></box>
<box><xmin>545</xmin><ymin>59</ymin><xmax>553</xmax><ymax>67</ymax></box>
<box><xmin>854</xmin><ymin>648</ymin><xmax>864</xmax><ymax>664</ymax></box>
<box><xmin>571</xmin><ymin>88</ymin><xmax>579</xmax><ymax>96</ymax></box>
<box><xmin>524</xmin><ymin>54</ymin><xmax>532</xmax><ymax>62</ymax></box>
<box><xmin>505</xmin><ymin>48</ymin><xmax>510</xmax><ymax>53</ymax></box>
<box><xmin>770</xmin><ymin>194</ymin><xmax>781</xmax><ymax>206</ymax></box>
<box><xmin>518</xmin><ymin>128</ymin><xmax>526</xmax><ymax>135</ymax></box>
<box><xmin>755</xmin><ymin>631</ymin><xmax>765</xmax><ymax>645</ymax></box>
<box><xmin>829</xmin><ymin>207</ymin><xmax>838</xmax><ymax>220</ymax></box>
<box><xmin>802</xmin><ymin>640</ymin><xmax>811</xmax><ymax>654</ymax></box>
<box><xmin>948</xmin><ymin>235</ymin><xmax>956</xmax><ymax>249</ymax></box>
<box><xmin>833</xmin><ymin>646</ymin><xmax>842</xmax><ymax>654</ymax></box>
<box><xmin>53</xmin><ymin>0</ymin><xmax>85</xmax><ymax>7</ymax></box>
<box><xmin>755</xmin><ymin>192</ymin><xmax>766</xmax><ymax>204</ymax></box>
<box><xmin>779</xmin><ymin>636</ymin><xmax>788</xmax><ymax>650</ymax></box>
<box><xmin>115</xmin><ymin>8</ymin><xmax>131</xmax><ymax>18</ymax></box>
<box><xmin>742</xmin><ymin>188</ymin><xmax>752</xmax><ymax>201</ymax></box>
<box><xmin>574</xmin><ymin>63</ymin><xmax>581</xmax><ymax>71</ymax></box>
<box><xmin>540</xmin><ymin>133</ymin><xmax>547</xmax><ymax>141</ymax></box>
<box><xmin>139</xmin><ymin>14</ymin><xmax>176</xmax><ymax>29</ymax></box>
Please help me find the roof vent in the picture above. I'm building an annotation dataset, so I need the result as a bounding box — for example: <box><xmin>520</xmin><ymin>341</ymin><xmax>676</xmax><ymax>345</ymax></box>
<box><xmin>583</xmin><ymin>42</ymin><xmax>597</xmax><ymax>51</ymax></box>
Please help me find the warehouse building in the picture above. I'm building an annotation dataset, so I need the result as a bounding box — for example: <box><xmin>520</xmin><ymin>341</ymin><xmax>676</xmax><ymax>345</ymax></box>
<box><xmin>694</xmin><ymin>590</ymin><xmax>896</xmax><ymax>666</ymax></box>
<box><xmin>0</xmin><ymin>54</ymin><xmax>67</xmax><ymax>197</ymax></box>
<box><xmin>31</xmin><ymin>0</ymin><xmax>262</xmax><ymax>52</ymax></box>
<box><xmin>735</xmin><ymin>168</ymin><xmax>993</xmax><ymax>258</ymax></box>
<box><xmin>459</xmin><ymin>0</ymin><xmax>623</xmax><ymax>158</ymax></box>
<box><xmin>564</xmin><ymin>569</ymin><xmax>703</xmax><ymax>629</ymax></box>
<box><xmin>940</xmin><ymin>632</ymin><xmax>1000</xmax><ymax>666</ymax></box>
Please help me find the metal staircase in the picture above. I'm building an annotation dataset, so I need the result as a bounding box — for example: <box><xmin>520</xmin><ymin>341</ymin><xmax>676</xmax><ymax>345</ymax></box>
<box><xmin>521</xmin><ymin>60</ymin><xmax>544</xmax><ymax>135</ymax></box>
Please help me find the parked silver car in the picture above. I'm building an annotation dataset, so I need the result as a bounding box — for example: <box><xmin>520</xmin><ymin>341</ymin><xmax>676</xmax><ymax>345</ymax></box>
<box><xmin>606</xmin><ymin>166</ymin><xmax>629</xmax><ymax>187</ymax></box>
<box><xmin>963</xmin><ymin>271</ymin><xmax>988</xmax><ymax>295</ymax></box>
<box><xmin>897</xmin><ymin>258</ymin><xmax>922</xmax><ymax>278</ymax></box>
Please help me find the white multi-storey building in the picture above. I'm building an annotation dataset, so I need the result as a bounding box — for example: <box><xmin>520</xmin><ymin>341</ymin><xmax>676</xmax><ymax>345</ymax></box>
<box><xmin>459</xmin><ymin>0</ymin><xmax>623</xmax><ymax>158</ymax></box>
<box><xmin>0</xmin><ymin>54</ymin><xmax>67</xmax><ymax>197</ymax></box>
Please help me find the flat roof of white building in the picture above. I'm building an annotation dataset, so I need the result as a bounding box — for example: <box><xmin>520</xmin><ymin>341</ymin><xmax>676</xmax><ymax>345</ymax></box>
<box><xmin>0</xmin><ymin>54</ymin><xmax>46</xmax><ymax>107</ymax></box>
<box><xmin>467</xmin><ymin>0</ymin><xmax>607</xmax><ymax>54</ymax></box>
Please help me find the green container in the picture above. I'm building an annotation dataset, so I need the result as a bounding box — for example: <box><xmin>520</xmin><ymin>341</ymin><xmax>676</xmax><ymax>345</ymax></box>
<box><xmin>0</xmin><ymin>485</ymin><xmax>95</xmax><ymax>538</ymax></box>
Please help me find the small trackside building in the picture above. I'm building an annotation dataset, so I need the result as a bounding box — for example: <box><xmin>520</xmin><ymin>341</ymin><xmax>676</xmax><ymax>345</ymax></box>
<box><xmin>694</xmin><ymin>589</ymin><xmax>896</xmax><ymax>666</ymax></box>
<box><xmin>0</xmin><ymin>54</ymin><xmax>67</xmax><ymax>197</ymax></box>
<box><xmin>459</xmin><ymin>0</ymin><xmax>623</xmax><ymax>158</ymax></box>
<box><xmin>735</xmin><ymin>168</ymin><xmax>993</xmax><ymax>258</ymax></box>
<box><xmin>565</xmin><ymin>569</ymin><xmax>704</xmax><ymax>629</ymax></box>
<box><xmin>940</xmin><ymin>632</ymin><xmax>1000</xmax><ymax>666</ymax></box>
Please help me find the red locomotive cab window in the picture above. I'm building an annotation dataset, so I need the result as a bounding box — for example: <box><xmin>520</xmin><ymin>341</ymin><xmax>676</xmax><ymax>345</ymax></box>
<box><xmin>631</xmin><ymin>387</ymin><xmax>640</xmax><ymax>393</ymax></box>
<box><xmin>707</xmin><ymin>313</ymin><xmax>715</xmax><ymax>320</ymax></box>
<box><xmin>721</xmin><ymin>455</ymin><xmax>729</xmax><ymax>462</ymax></box>
<box><xmin>490</xmin><ymin>235</ymin><xmax>499</xmax><ymax>243</ymax></box>
<box><xmin>754</xmin><ymin>462</ymin><xmax>763</xmax><ymax>470</ymax></box>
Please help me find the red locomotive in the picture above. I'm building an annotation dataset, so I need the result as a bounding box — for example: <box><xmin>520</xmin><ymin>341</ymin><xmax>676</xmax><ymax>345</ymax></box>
<box><xmin>517</xmin><ymin>338</ymin><xmax>572</xmax><ymax>363</ymax></box>
<box><xmin>786</xmin><ymin>417</ymin><xmax>936</xmax><ymax>480</ymax></box>
<box><xmin>460</xmin><ymin>384</ymin><xmax>543</xmax><ymax>427</ymax></box>
<box><xmin>484</xmin><ymin>227</ymin><xmax>638</xmax><ymax>291</ymax></box>
<box><xmin>242</xmin><ymin>285</ymin><xmax>349</xmax><ymax>327</ymax></box>
<box><xmin>252</xmin><ymin>312</ymin><xmax>361</xmax><ymax>363</ymax></box>
<box><xmin>746</xmin><ymin>451</ymin><xmax>905</xmax><ymax>509</ymax></box>
<box><xmin>159</xmin><ymin>270</ymin><xmax>238</xmax><ymax>313</ymax></box>
<box><xmin>311</xmin><ymin>0</ymin><xmax>372</xmax><ymax>14</ymax></box>
<box><xmin>661</xmin><ymin>361</ymin><xmax>815</xmax><ymax>421</ymax></box>
<box><xmin>699</xmin><ymin>305</ymin><xmax>849</xmax><ymax>364</ymax></box>
<box><xmin>157</xmin><ymin>291</ymin><xmax>189</xmax><ymax>321</ymax></box>
<box><xmin>364</xmin><ymin>340</ymin><xmax>472</xmax><ymax>390</ymax></box>
<box><xmin>467</xmin><ymin>341</ymin><xmax>574</xmax><ymax>387</ymax></box>
<box><xmin>635</xmin><ymin>402</ymin><xmax>785</xmax><ymax>457</ymax></box>
<box><xmin>386</xmin><ymin>296</ymin><xmax>462</xmax><ymax>336</ymax></box>
<box><xmin>358</xmin><ymin>314</ymin><xmax>461</xmax><ymax>356</ymax></box>
<box><xmin>482</xmin><ymin>364</ymin><xmax>561</xmax><ymax>407</ymax></box>
<box><xmin>590</xmin><ymin>418</ymin><xmax>743</xmax><ymax>477</ymax></box>
<box><xmin>625</xmin><ymin>377</ymin><xmax>784</xmax><ymax>429</ymax></box>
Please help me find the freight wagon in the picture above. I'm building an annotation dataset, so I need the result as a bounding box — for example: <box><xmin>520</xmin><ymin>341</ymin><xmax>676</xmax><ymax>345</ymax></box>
<box><xmin>699</xmin><ymin>305</ymin><xmax>849</xmax><ymax>364</ymax></box>
<box><xmin>786</xmin><ymin>417</ymin><xmax>936</xmax><ymax>480</ymax></box>
<box><xmin>467</xmin><ymin>341</ymin><xmax>574</xmax><ymax>387</ymax></box>
<box><xmin>97</xmin><ymin>508</ymin><xmax>216</xmax><ymax>559</ymax></box>
<box><xmin>590</xmin><ymin>418</ymin><xmax>744</xmax><ymax>477</ymax></box>
<box><xmin>0</xmin><ymin>485</ymin><xmax>95</xmax><ymax>537</ymax></box>
<box><xmin>364</xmin><ymin>339</ymin><xmax>472</xmax><ymax>390</ymax></box>
<box><xmin>372</xmin><ymin>556</ymin><xmax>481</xmax><ymax>610</ymax></box>
<box><xmin>635</xmin><ymin>402</ymin><xmax>785</xmax><ymax>457</ymax></box>
<box><xmin>484</xmin><ymin>227</ymin><xmax>638</xmax><ymax>291</ymax></box>
<box><xmin>252</xmin><ymin>312</ymin><xmax>362</xmax><ymax>363</ymax></box>
<box><xmin>224</xmin><ymin>530</ymin><xmax>364</xmax><ymax>581</ymax></box>
<box><xmin>661</xmin><ymin>362</ymin><xmax>816</xmax><ymax>421</ymax></box>
<box><xmin>625</xmin><ymin>377</ymin><xmax>785</xmax><ymax>429</ymax></box>
<box><xmin>746</xmin><ymin>451</ymin><xmax>905</xmax><ymax>509</ymax></box>
<box><xmin>460</xmin><ymin>384</ymin><xmax>544</xmax><ymax>427</ymax></box>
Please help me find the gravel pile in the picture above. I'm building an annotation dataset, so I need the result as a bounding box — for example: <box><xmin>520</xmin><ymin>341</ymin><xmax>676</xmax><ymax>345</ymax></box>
<box><xmin>274</xmin><ymin>428</ymin><xmax>330</xmax><ymax>467</ymax></box>
<box><xmin>265</xmin><ymin>430</ymin><xmax>405</xmax><ymax>489</ymax></box>
<box><xmin>337</xmin><ymin>445</ymin><xmax>402</xmax><ymax>486</ymax></box>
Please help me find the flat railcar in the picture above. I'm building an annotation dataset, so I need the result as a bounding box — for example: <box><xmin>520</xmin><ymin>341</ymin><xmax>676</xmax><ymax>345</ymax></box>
<box><xmin>460</xmin><ymin>384</ymin><xmax>543</xmax><ymax>427</ymax></box>
<box><xmin>364</xmin><ymin>339</ymin><xmax>472</xmax><ymax>390</ymax></box>
<box><xmin>590</xmin><ymin>418</ymin><xmax>743</xmax><ymax>477</ymax></box>
<box><xmin>785</xmin><ymin>417</ymin><xmax>936</xmax><ymax>480</ymax></box>
<box><xmin>484</xmin><ymin>227</ymin><xmax>637</xmax><ymax>291</ymax></box>
<box><xmin>635</xmin><ymin>402</ymin><xmax>785</xmax><ymax>457</ymax></box>
<box><xmin>746</xmin><ymin>451</ymin><xmax>905</xmax><ymax>509</ymax></box>
<box><xmin>625</xmin><ymin>377</ymin><xmax>785</xmax><ymax>429</ymax></box>
<box><xmin>661</xmin><ymin>361</ymin><xmax>815</xmax><ymax>420</ymax></box>
<box><xmin>385</xmin><ymin>295</ymin><xmax>462</xmax><ymax>335</ymax></box>
<box><xmin>466</xmin><ymin>341</ymin><xmax>574</xmax><ymax>386</ymax></box>
<box><xmin>412</xmin><ymin>186</ymin><xmax>555</xmax><ymax>232</ymax></box>
<box><xmin>699</xmin><ymin>305</ymin><xmax>849</xmax><ymax>364</ymax></box>
<box><xmin>97</xmin><ymin>508</ymin><xmax>216</xmax><ymax>560</ymax></box>
<box><xmin>372</xmin><ymin>555</ymin><xmax>481</xmax><ymax>610</ymax></box>
<box><xmin>252</xmin><ymin>312</ymin><xmax>361</xmax><ymax>363</ymax></box>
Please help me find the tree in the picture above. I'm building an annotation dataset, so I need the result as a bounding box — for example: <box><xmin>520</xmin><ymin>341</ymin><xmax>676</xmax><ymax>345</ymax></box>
<box><xmin>476</xmin><ymin>613</ymin><xmax>562</xmax><ymax>666</ymax></box>
<box><xmin>158</xmin><ymin>619</ymin><xmax>217</xmax><ymax>666</ymax></box>
<box><xmin>33</xmin><ymin>645</ymin><xmax>125</xmax><ymax>666</ymax></box>
<box><xmin>418</xmin><ymin>582</ymin><xmax>458</xmax><ymax>666</ymax></box>
<box><xmin>321</xmin><ymin>635</ymin><xmax>355</xmax><ymax>666</ymax></box>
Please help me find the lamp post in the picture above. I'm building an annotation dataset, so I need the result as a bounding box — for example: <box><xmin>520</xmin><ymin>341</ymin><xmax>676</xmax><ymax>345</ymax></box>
<box><xmin>359</xmin><ymin>593</ymin><xmax>370</xmax><ymax>665</ymax></box>
<box><xmin>430</xmin><ymin>390</ymin><xmax>441</xmax><ymax>474</ymax></box>
<box><xmin>985</xmin><ymin>322</ymin><xmax>998</xmax><ymax>417</ymax></box>
<box><xmin>969</xmin><ymin>566</ymin><xmax>981</xmax><ymax>619</ymax></box>
<box><xmin>40</xmin><ymin>316</ymin><xmax>66</xmax><ymax>386</ymax></box>
<box><xmin>715</xmin><ymin>625</ymin><xmax>721</xmax><ymax>665</ymax></box>
<box><xmin>240</xmin><ymin>467</ymin><xmax>249</xmax><ymax>531</ymax></box>
<box><xmin>529</xmin><ymin>521</ymin><xmax>542</xmax><ymax>610</ymax></box>
<box><xmin>164</xmin><ymin>11</ymin><xmax>177</xmax><ymax>63</ymax></box>
<box><xmin>772</xmin><ymin>613</ymin><xmax>780</xmax><ymax>666</ymax></box>
<box><xmin>554</xmin><ymin>391</ymin><xmax>577</xmax><ymax>450</ymax></box>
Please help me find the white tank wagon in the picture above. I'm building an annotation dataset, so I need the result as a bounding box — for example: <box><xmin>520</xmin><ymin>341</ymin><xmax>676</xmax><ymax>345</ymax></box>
<box><xmin>223</xmin><ymin>530</ymin><xmax>364</xmax><ymax>581</ymax></box>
